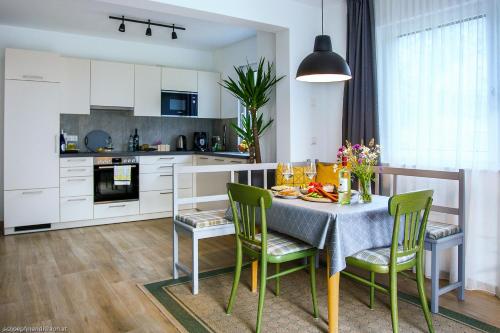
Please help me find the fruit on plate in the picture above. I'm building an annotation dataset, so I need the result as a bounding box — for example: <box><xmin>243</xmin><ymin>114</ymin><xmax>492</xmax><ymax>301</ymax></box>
<box><xmin>271</xmin><ymin>185</ymin><xmax>294</xmax><ymax>191</ymax></box>
<box><xmin>304</xmin><ymin>182</ymin><xmax>338</xmax><ymax>202</ymax></box>
<box><xmin>238</xmin><ymin>140</ymin><xmax>249</xmax><ymax>152</ymax></box>
<box><xmin>278</xmin><ymin>189</ymin><xmax>300</xmax><ymax>197</ymax></box>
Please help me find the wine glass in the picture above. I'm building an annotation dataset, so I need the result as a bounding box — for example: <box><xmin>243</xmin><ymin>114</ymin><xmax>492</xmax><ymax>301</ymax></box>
<box><xmin>305</xmin><ymin>159</ymin><xmax>317</xmax><ymax>181</ymax></box>
<box><xmin>281</xmin><ymin>162</ymin><xmax>294</xmax><ymax>181</ymax></box>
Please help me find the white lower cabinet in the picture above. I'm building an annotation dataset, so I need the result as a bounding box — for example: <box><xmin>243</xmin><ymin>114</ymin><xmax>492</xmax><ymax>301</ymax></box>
<box><xmin>140</xmin><ymin>173</ymin><xmax>172</xmax><ymax>192</ymax></box>
<box><xmin>140</xmin><ymin>191</ymin><xmax>172</xmax><ymax>214</ymax></box>
<box><xmin>94</xmin><ymin>201</ymin><xmax>140</xmax><ymax>219</ymax></box>
<box><xmin>4</xmin><ymin>188</ymin><xmax>59</xmax><ymax>228</ymax></box>
<box><xmin>60</xmin><ymin>177</ymin><xmax>93</xmax><ymax>197</ymax></box>
<box><xmin>60</xmin><ymin>196</ymin><xmax>93</xmax><ymax>222</ymax></box>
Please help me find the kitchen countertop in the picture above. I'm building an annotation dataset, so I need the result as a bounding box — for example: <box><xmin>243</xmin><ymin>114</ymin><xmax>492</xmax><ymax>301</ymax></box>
<box><xmin>60</xmin><ymin>150</ymin><xmax>250</xmax><ymax>159</ymax></box>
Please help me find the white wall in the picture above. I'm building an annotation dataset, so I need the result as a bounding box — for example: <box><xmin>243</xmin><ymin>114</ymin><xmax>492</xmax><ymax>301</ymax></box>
<box><xmin>0</xmin><ymin>24</ymin><xmax>216</xmax><ymax>218</ymax></box>
<box><xmin>213</xmin><ymin>36</ymin><xmax>257</xmax><ymax>119</ymax></box>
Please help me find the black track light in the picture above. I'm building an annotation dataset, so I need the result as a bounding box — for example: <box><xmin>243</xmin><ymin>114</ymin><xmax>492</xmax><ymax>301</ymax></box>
<box><xmin>145</xmin><ymin>20</ymin><xmax>152</xmax><ymax>36</ymax></box>
<box><xmin>118</xmin><ymin>16</ymin><xmax>125</xmax><ymax>32</ymax></box>
<box><xmin>171</xmin><ymin>24</ymin><xmax>177</xmax><ymax>39</ymax></box>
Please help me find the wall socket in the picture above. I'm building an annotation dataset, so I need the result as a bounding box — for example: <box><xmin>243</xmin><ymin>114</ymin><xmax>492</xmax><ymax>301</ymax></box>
<box><xmin>311</xmin><ymin>136</ymin><xmax>317</xmax><ymax>145</ymax></box>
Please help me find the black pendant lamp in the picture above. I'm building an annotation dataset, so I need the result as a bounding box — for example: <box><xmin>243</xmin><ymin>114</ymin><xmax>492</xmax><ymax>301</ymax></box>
<box><xmin>296</xmin><ymin>0</ymin><xmax>351</xmax><ymax>82</ymax></box>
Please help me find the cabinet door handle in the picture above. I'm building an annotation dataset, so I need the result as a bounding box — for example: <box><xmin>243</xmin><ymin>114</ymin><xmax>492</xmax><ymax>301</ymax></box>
<box><xmin>158</xmin><ymin>165</ymin><xmax>172</xmax><ymax>169</ymax></box>
<box><xmin>67</xmin><ymin>159</ymin><xmax>88</xmax><ymax>162</ymax></box>
<box><xmin>159</xmin><ymin>192</ymin><xmax>171</xmax><ymax>195</ymax></box>
<box><xmin>67</xmin><ymin>168</ymin><xmax>87</xmax><ymax>172</ymax></box>
<box><xmin>199</xmin><ymin>157</ymin><xmax>209</xmax><ymax>160</ymax></box>
<box><xmin>214</xmin><ymin>158</ymin><xmax>225</xmax><ymax>162</ymax></box>
<box><xmin>159</xmin><ymin>157</ymin><xmax>174</xmax><ymax>160</ymax></box>
<box><xmin>67</xmin><ymin>178</ymin><xmax>86</xmax><ymax>182</ymax></box>
<box><xmin>67</xmin><ymin>198</ymin><xmax>87</xmax><ymax>202</ymax></box>
<box><xmin>22</xmin><ymin>74</ymin><xmax>44</xmax><ymax>80</ymax></box>
<box><xmin>109</xmin><ymin>204</ymin><xmax>126</xmax><ymax>208</ymax></box>
<box><xmin>22</xmin><ymin>190</ymin><xmax>43</xmax><ymax>195</ymax></box>
<box><xmin>159</xmin><ymin>174</ymin><xmax>171</xmax><ymax>177</ymax></box>
<box><xmin>230</xmin><ymin>161</ymin><xmax>241</xmax><ymax>164</ymax></box>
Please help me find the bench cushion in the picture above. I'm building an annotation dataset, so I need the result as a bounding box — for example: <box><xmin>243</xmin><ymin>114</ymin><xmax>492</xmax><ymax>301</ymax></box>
<box><xmin>349</xmin><ymin>246</ymin><xmax>415</xmax><ymax>266</ymax></box>
<box><xmin>175</xmin><ymin>209</ymin><xmax>232</xmax><ymax>229</ymax></box>
<box><xmin>243</xmin><ymin>231</ymin><xmax>313</xmax><ymax>256</ymax></box>
<box><xmin>426</xmin><ymin>221</ymin><xmax>461</xmax><ymax>240</ymax></box>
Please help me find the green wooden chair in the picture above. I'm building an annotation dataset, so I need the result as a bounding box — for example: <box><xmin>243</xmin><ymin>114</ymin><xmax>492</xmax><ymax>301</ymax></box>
<box><xmin>226</xmin><ymin>183</ymin><xmax>318</xmax><ymax>333</ymax></box>
<box><xmin>342</xmin><ymin>190</ymin><xmax>435</xmax><ymax>333</ymax></box>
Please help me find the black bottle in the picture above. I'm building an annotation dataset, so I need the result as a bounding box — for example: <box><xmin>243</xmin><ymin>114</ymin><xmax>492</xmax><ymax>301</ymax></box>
<box><xmin>133</xmin><ymin>128</ymin><xmax>140</xmax><ymax>151</ymax></box>
<box><xmin>60</xmin><ymin>130</ymin><xmax>66</xmax><ymax>153</ymax></box>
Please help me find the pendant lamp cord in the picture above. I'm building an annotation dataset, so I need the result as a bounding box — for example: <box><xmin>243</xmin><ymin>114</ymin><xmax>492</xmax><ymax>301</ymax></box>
<box><xmin>321</xmin><ymin>0</ymin><xmax>324</xmax><ymax>35</ymax></box>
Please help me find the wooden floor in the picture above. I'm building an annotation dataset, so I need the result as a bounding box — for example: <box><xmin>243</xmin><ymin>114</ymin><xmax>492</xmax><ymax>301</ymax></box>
<box><xmin>0</xmin><ymin>219</ymin><xmax>498</xmax><ymax>332</ymax></box>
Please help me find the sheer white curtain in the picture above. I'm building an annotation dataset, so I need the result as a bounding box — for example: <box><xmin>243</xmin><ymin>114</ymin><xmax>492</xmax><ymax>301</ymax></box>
<box><xmin>375</xmin><ymin>0</ymin><xmax>499</xmax><ymax>295</ymax></box>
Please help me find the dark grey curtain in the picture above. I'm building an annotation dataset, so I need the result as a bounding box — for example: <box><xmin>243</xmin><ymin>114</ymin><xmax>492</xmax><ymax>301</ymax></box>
<box><xmin>342</xmin><ymin>0</ymin><xmax>379</xmax><ymax>145</ymax></box>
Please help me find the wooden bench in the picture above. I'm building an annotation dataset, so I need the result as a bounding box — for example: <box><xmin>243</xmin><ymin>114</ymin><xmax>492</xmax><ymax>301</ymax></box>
<box><xmin>373</xmin><ymin>166</ymin><xmax>465</xmax><ymax>313</ymax></box>
<box><xmin>172</xmin><ymin>162</ymin><xmax>278</xmax><ymax>294</ymax></box>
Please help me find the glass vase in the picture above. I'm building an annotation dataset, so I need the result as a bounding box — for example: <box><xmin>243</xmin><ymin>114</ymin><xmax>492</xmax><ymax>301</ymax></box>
<box><xmin>358</xmin><ymin>176</ymin><xmax>372</xmax><ymax>203</ymax></box>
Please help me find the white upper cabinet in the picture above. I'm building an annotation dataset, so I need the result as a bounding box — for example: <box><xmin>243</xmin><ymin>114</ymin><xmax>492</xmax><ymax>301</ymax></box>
<box><xmin>61</xmin><ymin>57</ymin><xmax>90</xmax><ymax>114</ymax></box>
<box><xmin>4</xmin><ymin>80</ymin><xmax>60</xmax><ymax>190</ymax></box>
<box><xmin>90</xmin><ymin>60</ymin><xmax>134</xmax><ymax>108</ymax></box>
<box><xmin>162</xmin><ymin>67</ymin><xmax>197</xmax><ymax>92</ymax></box>
<box><xmin>5</xmin><ymin>48</ymin><xmax>62</xmax><ymax>83</ymax></box>
<box><xmin>197</xmin><ymin>71</ymin><xmax>221</xmax><ymax>119</ymax></box>
<box><xmin>134</xmin><ymin>64</ymin><xmax>161</xmax><ymax>117</ymax></box>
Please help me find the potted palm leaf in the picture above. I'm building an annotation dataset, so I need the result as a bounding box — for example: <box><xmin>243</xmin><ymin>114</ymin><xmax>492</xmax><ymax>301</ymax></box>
<box><xmin>221</xmin><ymin>58</ymin><xmax>284</xmax><ymax>163</ymax></box>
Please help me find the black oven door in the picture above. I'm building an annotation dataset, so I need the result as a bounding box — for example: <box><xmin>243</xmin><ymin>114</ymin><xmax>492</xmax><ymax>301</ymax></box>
<box><xmin>94</xmin><ymin>164</ymin><xmax>139</xmax><ymax>203</ymax></box>
<box><xmin>161</xmin><ymin>91</ymin><xmax>198</xmax><ymax>117</ymax></box>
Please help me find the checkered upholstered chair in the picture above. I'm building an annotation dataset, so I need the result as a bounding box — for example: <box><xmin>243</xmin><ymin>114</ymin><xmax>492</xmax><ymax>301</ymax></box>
<box><xmin>226</xmin><ymin>183</ymin><xmax>318</xmax><ymax>333</ymax></box>
<box><xmin>342</xmin><ymin>190</ymin><xmax>435</xmax><ymax>333</ymax></box>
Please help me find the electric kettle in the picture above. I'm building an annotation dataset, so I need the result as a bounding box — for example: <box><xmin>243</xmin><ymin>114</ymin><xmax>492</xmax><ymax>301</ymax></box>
<box><xmin>176</xmin><ymin>135</ymin><xmax>187</xmax><ymax>151</ymax></box>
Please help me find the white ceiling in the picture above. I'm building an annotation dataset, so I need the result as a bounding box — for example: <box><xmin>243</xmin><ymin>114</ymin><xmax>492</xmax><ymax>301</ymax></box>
<box><xmin>0</xmin><ymin>0</ymin><xmax>257</xmax><ymax>50</ymax></box>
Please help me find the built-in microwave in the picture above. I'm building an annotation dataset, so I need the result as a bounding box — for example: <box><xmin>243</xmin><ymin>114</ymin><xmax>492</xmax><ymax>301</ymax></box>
<box><xmin>161</xmin><ymin>90</ymin><xmax>198</xmax><ymax>117</ymax></box>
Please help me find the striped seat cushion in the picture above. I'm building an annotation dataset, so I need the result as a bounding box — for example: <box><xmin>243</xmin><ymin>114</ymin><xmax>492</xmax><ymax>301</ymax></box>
<box><xmin>426</xmin><ymin>221</ymin><xmax>461</xmax><ymax>240</ymax></box>
<box><xmin>350</xmin><ymin>246</ymin><xmax>415</xmax><ymax>265</ymax></box>
<box><xmin>175</xmin><ymin>209</ymin><xmax>232</xmax><ymax>229</ymax></box>
<box><xmin>243</xmin><ymin>231</ymin><xmax>313</xmax><ymax>256</ymax></box>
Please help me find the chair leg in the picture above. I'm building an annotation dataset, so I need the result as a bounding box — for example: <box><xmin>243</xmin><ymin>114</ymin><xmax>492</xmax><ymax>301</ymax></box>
<box><xmin>226</xmin><ymin>241</ymin><xmax>243</xmax><ymax>314</ymax></box>
<box><xmin>275</xmin><ymin>263</ymin><xmax>280</xmax><ymax>296</ymax></box>
<box><xmin>430</xmin><ymin>244</ymin><xmax>440</xmax><ymax>313</ymax></box>
<box><xmin>458</xmin><ymin>242</ymin><xmax>465</xmax><ymax>301</ymax></box>
<box><xmin>172</xmin><ymin>223</ymin><xmax>179</xmax><ymax>279</ymax></box>
<box><xmin>309</xmin><ymin>255</ymin><xmax>318</xmax><ymax>318</ymax></box>
<box><xmin>417</xmin><ymin>252</ymin><xmax>435</xmax><ymax>333</ymax></box>
<box><xmin>389</xmin><ymin>269</ymin><xmax>399</xmax><ymax>333</ymax></box>
<box><xmin>369</xmin><ymin>272</ymin><xmax>375</xmax><ymax>309</ymax></box>
<box><xmin>256</xmin><ymin>260</ymin><xmax>268</xmax><ymax>333</ymax></box>
<box><xmin>192</xmin><ymin>235</ymin><xmax>199</xmax><ymax>295</ymax></box>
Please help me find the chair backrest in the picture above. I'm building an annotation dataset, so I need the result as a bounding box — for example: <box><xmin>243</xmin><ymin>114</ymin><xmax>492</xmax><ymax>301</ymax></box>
<box><xmin>227</xmin><ymin>183</ymin><xmax>272</xmax><ymax>253</ymax></box>
<box><xmin>388</xmin><ymin>190</ymin><xmax>434</xmax><ymax>265</ymax></box>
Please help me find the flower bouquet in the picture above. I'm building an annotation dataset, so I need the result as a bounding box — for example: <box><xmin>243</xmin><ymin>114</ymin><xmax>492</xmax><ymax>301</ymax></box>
<box><xmin>337</xmin><ymin>139</ymin><xmax>380</xmax><ymax>203</ymax></box>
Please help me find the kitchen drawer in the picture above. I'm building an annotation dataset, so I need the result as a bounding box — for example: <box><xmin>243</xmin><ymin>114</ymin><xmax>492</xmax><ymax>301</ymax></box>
<box><xmin>60</xmin><ymin>196</ymin><xmax>93</xmax><ymax>222</ymax></box>
<box><xmin>140</xmin><ymin>191</ymin><xmax>172</xmax><ymax>214</ymax></box>
<box><xmin>4</xmin><ymin>188</ymin><xmax>59</xmax><ymax>228</ymax></box>
<box><xmin>140</xmin><ymin>155</ymin><xmax>192</xmax><ymax>165</ymax></box>
<box><xmin>228</xmin><ymin>159</ymin><xmax>246</xmax><ymax>164</ymax></box>
<box><xmin>140</xmin><ymin>164</ymin><xmax>172</xmax><ymax>174</ymax></box>
<box><xmin>60</xmin><ymin>177</ymin><xmax>93</xmax><ymax>197</ymax></box>
<box><xmin>140</xmin><ymin>173</ymin><xmax>172</xmax><ymax>192</ymax></box>
<box><xmin>60</xmin><ymin>157</ymin><xmax>93</xmax><ymax>168</ymax></box>
<box><xmin>60</xmin><ymin>166</ymin><xmax>93</xmax><ymax>178</ymax></box>
<box><xmin>94</xmin><ymin>201</ymin><xmax>139</xmax><ymax>219</ymax></box>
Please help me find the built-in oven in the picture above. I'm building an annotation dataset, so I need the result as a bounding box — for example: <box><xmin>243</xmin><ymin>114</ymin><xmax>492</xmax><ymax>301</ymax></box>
<box><xmin>94</xmin><ymin>156</ymin><xmax>139</xmax><ymax>203</ymax></box>
<box><xmin>161</xmin><ymin>90</ymin><xmax>198</xmax><ymax>117</ymax></box>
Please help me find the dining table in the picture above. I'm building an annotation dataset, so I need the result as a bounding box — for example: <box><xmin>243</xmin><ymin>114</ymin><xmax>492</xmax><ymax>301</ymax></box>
<box><xmin>249</xmin><ymin>194</ymin><xmax>395</xmax><ymax>333</ymax></box>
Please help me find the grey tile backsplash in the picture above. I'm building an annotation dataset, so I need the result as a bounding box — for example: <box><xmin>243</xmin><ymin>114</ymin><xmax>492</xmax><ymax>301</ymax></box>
<box><xmin>61</xmin><ymin>110</ymin><xmax>238</xmax><ymax>152</ymax></box>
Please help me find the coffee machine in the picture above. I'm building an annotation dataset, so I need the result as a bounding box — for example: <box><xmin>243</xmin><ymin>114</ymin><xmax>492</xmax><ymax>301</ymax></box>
<box><xmin>193</xmin><ymin>132</ymin><xmax>208</xmax><ymax>151</ymax></box>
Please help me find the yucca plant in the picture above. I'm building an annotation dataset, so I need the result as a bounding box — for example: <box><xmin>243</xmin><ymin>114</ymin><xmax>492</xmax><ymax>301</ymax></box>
<box><xmin>221</xmin><ymin>58</ymin><xmax>284</xmax><ymax>163</ymax></box>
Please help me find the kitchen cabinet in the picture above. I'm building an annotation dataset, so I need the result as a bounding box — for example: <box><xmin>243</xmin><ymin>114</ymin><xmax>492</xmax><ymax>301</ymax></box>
<box><xmin>5</xmin><ymin>48</ymin><xmax>61</xmax><ymax>83</ymax></box>
<box><xmin>140</xmin><ymin>191</ymin><xmax>172</xmax><ymax>214</ymax></box>
<box><xmin>90</xmin><ymin>60</ymin><xmax>134</xmax><ymax>108</ymax></box>
<box><xmin>134</xmin><ymin>65</ymin><xmax>161</xmax><ymax>117</ymax></box>
<box><xmin>4</xmin><ymin>80</ymin><xmax>60</xmax><ymax>190</ymax></box>
<box><xmin>197</xmin><ymin>71</ymin><xmax>221</xmax><ymax>119</ymax></box>
<box><xmin>60</xmin><ymin>196</ymin><xmax>93</xmax><ymax>222</ymax></box>
<box><xmin>61</xmin><ymin>57</ymin><xmax>90</xmax><ymax>114</ymax></box>
<box><xmin>161</xmin><ymin>67</ymin><xmax>197</xmax><ymax>92</ymax></box>
<box><xmin>4</xmin><ymin>189</ymin><xmax>59</xmax><ymax>228</ymax></box>
<box><xmin>195</xmin><ymin>155</ymin><xmax>246</xmax><ymax>210</ymax></box>
<box><xmin>94</xmin><ymin>201</ymin><xmax>139</xmax><ymax>219</ymax></box>
<box><xmin>60</xmin><ymin>177</ymin><xmax>93</xmax><ymax>197</ymax></box>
